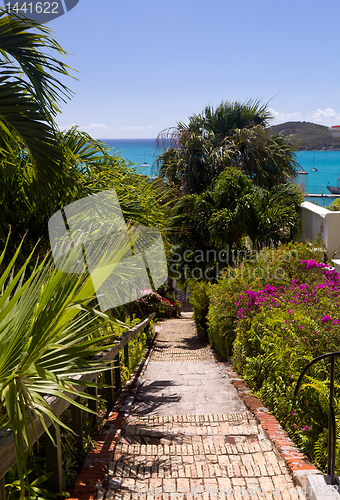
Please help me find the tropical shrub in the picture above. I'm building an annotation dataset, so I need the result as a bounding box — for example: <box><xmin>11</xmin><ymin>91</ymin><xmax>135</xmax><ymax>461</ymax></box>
<box><xmin>129</xmin><ymin>286</ymin><xmax>181</xmax><ymax>320</ymax></box>
<box><xmin>190</xmin><ymin>281</ymin><xmax>211</xmax><ymax>334</ymax></box>
<box><xmin>0</xmin><ymin>235</ymin><xmax>134</xmax><ymax>495</ymax></box>
<box><xmin>5</xmin><ymin>456</ymin><xmax>58</xmax><ymax>500</ymax></box>
<box><xmin>328</xmin><ymin>198</ymin><xmax>340</xmax><ymax>212</ymax></box>
<box><xmin>207</xmin><ymin>242</ymin><xmax>324</xmax><ymax>357</ymax></box>
<box><xmin>167</xmin><ymin>168</ymin><xmax>303</xmax><ymax>287</ymax></box>
<box><xmin>208</xmin><ymin>244</ymin><xmax>340</xmax><ymax>472</ymax></box>
<box><xmin>0</xmin><ymin>127</ymin><xmax>167</xmax><ymax>270</ymax></box>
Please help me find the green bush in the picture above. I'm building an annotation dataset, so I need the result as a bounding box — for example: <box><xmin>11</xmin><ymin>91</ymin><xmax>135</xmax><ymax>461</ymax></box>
<box><xmin>207</xmin><ymin>242</ymin><xmax>325</xmax><ymax>360</ymax></box>
<box><xmin>328</xmin><ymin>198</ymin><xmax>340</xmax><ymax>211</ymax></box>
<box><xmin>190</xmin><ymin>281</ymin><xmax>211</xmax><ymax>334</ymax></box>
<box><xmin>120</xmin><ymin>322</ymin><xmax>154</xmax><ymax>386</ymax></box>
<box><xmin>207</xmin><ymin>243</ymin><xmax>340</xmax><ymax>473</ymax></box>
<box><xmin>208</xmin><ymin>270</ymin><xmax>260</xmax><ymax>359</ymax></box>
<box><xmin>129</xmin><ymin>286</ymin><xmax>181</xmax><ymax>320</ymax></box>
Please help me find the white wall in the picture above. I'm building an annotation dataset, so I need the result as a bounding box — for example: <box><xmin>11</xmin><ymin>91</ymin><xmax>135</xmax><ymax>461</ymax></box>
<box><xmin>300</xmin><ymin>202</ymin><xmax>340</xmax><ymax>258</ymax></box>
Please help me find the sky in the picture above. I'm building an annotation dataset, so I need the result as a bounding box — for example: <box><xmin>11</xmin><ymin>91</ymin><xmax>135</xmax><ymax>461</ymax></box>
<box><xmin>42</xmin><ymin>0</ymin><xmax>340</xmax><ymax>138</ymax></box>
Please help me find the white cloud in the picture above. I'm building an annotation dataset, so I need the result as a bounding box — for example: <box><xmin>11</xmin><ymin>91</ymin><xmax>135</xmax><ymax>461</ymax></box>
<box><xmin>269</xmin><ymin>107</ymin><xmax>340</xmax><ymax>127</ymax></box>
<box><xmin>59</xmin><ymin>123</ymin><xmax>109</xmax><ymax>133</ymax></box>
<box><xmin>59</xmin><ymin>108</ymin><xmax>340</xmax><ymax>138</ymax></box>
<box><xmin>86</xmin><ymin>123</ymin><xmax>109</xmax><ymax>130</ymax></box>
<box><xmin>268</xmin><ymin>108</ymin><xmax>302</xmax><ymax>124</ymax></box>
<box><xmin>308</xmin><ymin>108</ymin><xmax>340</xmax><ymax>126</ymax></box>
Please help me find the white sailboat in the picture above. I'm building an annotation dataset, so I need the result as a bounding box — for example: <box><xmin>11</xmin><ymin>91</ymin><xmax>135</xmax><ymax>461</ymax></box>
<box><xmin>140</xmin><ymin>151</ymin><xmax>150</xmax><ymax>169</ymax></box>
<box><xmin>310</xmin><ymin>157</ymin><xmax>318</xmax><ymax>172</ymax></box>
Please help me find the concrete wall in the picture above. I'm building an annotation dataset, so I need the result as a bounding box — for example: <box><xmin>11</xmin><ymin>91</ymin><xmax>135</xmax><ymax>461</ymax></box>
<box><xmin>300</xmin><ymin>201</ymin><xmax>340</xmax><ymax>258</ymax></box>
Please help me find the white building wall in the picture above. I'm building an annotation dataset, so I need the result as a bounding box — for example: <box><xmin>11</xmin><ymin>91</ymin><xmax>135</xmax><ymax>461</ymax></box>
<box><xmin>300</xmin><ymin>202</ymin><xmax>340</xmax><ymax>258</ymax></box>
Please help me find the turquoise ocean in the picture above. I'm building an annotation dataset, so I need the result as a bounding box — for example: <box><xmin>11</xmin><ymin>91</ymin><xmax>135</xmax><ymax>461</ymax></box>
<box><xmin>102</xmin><ymin>139</ymin><xmax>340</xmax><ymax>208</ymax></box>
<box><xmin>103</xmin><ymin>139</ymin><xmax>160</xmax><ymax>177</ymax></box>
<box><xmin>294</xmin><ymin>151</ymin><xmax>340</xmax><ymax>207</ymax></box>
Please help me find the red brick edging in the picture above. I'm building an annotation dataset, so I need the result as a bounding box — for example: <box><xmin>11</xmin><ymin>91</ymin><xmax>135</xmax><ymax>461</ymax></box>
<box><xmin>68</xmin><ymin>324</ymin><xmax>162</xmax><ymax>500</ymax></box>
<box><xmin>208</xmin><ymin>345</ymin><xmax>322</xmax><ymax>487</ymax></box>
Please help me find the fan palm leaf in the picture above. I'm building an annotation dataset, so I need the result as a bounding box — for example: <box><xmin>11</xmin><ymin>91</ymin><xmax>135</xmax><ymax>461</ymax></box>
<box><xmin>0</xmin><ymin>233</ymin><xmax>133</xmax><ymax>496</ymax></box>
<box><xmin>0</xmin><ymin>9</ymin><xmax>74</xmax><ymax>193</ymax></box>
<box><xmin>156</xmin><ymin>100</ymin><xmax>298</xmax><ymax>193</ymax></box>
<box><xmin>0</xmin><ymin>10</ymin><xmax>73</xmax><ymax>117</ymax></box>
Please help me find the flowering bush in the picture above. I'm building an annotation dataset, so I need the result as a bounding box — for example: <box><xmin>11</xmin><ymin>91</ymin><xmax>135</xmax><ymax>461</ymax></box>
<box><xmin>129</xmin><ymin>287</ymin><xmax>181</xmax><ymax>319</ymax></box>
<box><xmin>207</xmin><ymin>242</ymin><xmax>325</xmax><ymax>359</ymax></box>
<box><xmin>232</xmin><ymin>260</ymin><xmax>340</xmax><ymax>473</ymax></box>
<box><xmin>207</xmin><ymin>243</ymin><xmax>340</xmax><ymax>472</ymax></box>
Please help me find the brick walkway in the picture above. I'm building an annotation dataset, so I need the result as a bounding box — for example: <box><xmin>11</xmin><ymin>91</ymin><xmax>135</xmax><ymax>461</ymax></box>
<box><xmin>102</xmin><ymin>315</ymin><xmax>307</xmax><ymax>499</ymax></box>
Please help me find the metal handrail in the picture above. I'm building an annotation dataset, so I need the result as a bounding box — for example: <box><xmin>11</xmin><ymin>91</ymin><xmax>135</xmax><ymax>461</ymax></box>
<box><xmin>295</xmin><ymin>352</ymin><xmax>340</xmax><ymax>486</ymax></box>
<box><xmin>218</xmin><ymin>315</ymin><xmax>238</xmax><ymax>338</ymax></box>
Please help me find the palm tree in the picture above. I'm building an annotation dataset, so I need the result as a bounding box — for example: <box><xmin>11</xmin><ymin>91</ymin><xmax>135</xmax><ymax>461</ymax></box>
<box><xmin>0</xmin><ymin>10</ymin><xmax>168</xmax><ymax>496</ymax></box>
<box><xmin>156</xmin><ymin>100</ymin><xmax>299</xmax><ymax>193</ymax></box>
<box><xmin>243</xmin><ymin>183</ymin><xmax>303</xmax><ymax>250</ymax></box>
<box><xmin>185</xmin><ymin>99</ymin><xmax>271</xmax><ymax>141</ymax></box>
<box><xmin>167</xmin><ymin>168</ymin><xmax>303</xmax><ymax>283</ymax></box>
<box><xmin>167</xmin><ymin>168</ymin><xmax>253</xmax><ymax>283</ymax></box>
<box><xmin>0</xmin><ymin>9</ymin><xmax>74</xmax><ymax>197</ymax></box>
<box><xmin>227</xmin><ymin>125</ymin><xmax>299</xmax><ymax>189</ymax></box>
<box><xmin>0</xmin><ymin>127</ymin><xmax>167</xmax><ymax>269</ymax></box>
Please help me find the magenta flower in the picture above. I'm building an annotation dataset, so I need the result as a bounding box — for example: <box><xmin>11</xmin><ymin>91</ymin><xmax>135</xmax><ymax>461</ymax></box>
<box><xmin>321</xmin><ymin>315</ymin><xmax>331</xmax><ymax>324</ymax></box>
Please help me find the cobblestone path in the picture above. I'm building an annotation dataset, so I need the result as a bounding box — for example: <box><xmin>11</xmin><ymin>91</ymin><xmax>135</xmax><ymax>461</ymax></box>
<box><xmin>103</xmin><ymin>315</ymin><xmax>306</xmax><ymax>500</ymax></box>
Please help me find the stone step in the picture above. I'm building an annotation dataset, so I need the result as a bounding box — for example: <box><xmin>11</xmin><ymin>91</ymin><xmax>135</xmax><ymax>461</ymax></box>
<box><xmin>150</xmin><ymin>349</ymin><xmax>212</xmax><ymax>361</ymax></box>
<box><xmin>105</xmin><ymin>423</ymin><xmax>296</xmax><ymax>497</ymax></box>
<box><xmin>125</xmin><ymin>412</ymin><xmax>257</xmax><ymax>432</ymax></box>
<box><xmin>124</xmin><ymin>422</ymin><xmax>260</xmax><ymax>437</ymax></box>
<box><xmin>107</xmin><ymin>447</ymin><xmax>288</xmax><ymax>480</ymax></box>
<box><xmin>117</xmin><ymin>412</ymin><xmax>273</xmax><ymax>458</ymax></box>
<box><xmin>127</xmin><ymin>411</ymin><xmax>254</xmax><ymax>424</ymax></box>
<box><xmin>113</xmin><ymin>436</ymin><xmax>273</xmax><ymax>458</ymax></box>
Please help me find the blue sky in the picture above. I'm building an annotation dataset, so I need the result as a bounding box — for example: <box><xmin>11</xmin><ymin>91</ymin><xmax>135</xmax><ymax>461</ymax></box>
<box><xmin>49</xmin><ymin>0</ymin><xmax>340</xmax><ymax>138</ymax></box>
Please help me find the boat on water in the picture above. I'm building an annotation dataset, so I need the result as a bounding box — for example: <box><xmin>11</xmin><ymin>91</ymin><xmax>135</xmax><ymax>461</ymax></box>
<box><xmin>327</xmin><ymin>185</ymin><xmax>340</xmax><ymax>194</ymax></box>
<box><xmin>140</xmin><ymin>151</ymin><xmax>151</xmax><ymax>169</ymax></box>
<box><xmin>310</xmin><ymin>157</ymin><xmax>318</xmax><ymax>172</ymax></box>
<box><xmin>327</xmin><ymin>176</ymin><xmax>340</xmax><ymax>194</ymax></box>
<box><xmin>297</xmin><ymin>167</ymin><xmax>308</xmax><ymax>175</ymax></box>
